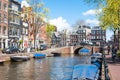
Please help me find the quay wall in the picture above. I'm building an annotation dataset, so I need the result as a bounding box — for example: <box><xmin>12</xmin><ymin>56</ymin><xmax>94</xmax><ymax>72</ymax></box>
<box><xmin>0</xmin><ymin>53</ymin><xmax>34</xmax><ymax>62</ymax></box>
<box><xmin>0</xmin><ymin>46</ymin><xmax>100</xmax><ymax>62</ymax></box>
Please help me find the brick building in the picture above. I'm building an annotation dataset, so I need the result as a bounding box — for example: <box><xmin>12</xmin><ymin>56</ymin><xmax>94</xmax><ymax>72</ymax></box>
<box><xmin>76</xmin><ymin>25</ymin><xmax>91</xmax><ymax>43</ymax></box>
<box><xmin>91</xmin><ymin>26</ymin><xmax>106</xmax><ymax>46</ymax></box>
<box><xmin>0</xmin><ymin>0</ymin><xmax>9</xmax><ymax>49</ymax></box>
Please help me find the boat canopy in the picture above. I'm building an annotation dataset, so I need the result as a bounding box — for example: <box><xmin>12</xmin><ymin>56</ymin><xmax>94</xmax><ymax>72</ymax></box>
<box><xmin>72</xmin><ymin>64</ymin><xmax>99</xmax><ymax>80</ymax></box>
<box><xmin>34</xmin><ymin>53</ymin><xmax>46</xmax><ymax>57</ymax></box>
<box><xmin>79</xmin><ymin>48</ymin><xmax>90</xmax><ymax>53</ymax></box>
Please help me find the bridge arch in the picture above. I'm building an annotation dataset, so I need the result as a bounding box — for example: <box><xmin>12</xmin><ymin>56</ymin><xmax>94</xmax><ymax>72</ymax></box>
<box><xmin>74</xmin><ymin>46</ymin><xmax>92</xmax><ymax>55</ymax></box>
<box><xmin>74</xmin><ymin>47</ymin><xmax>83</xmax><ymax>55</ymax></box>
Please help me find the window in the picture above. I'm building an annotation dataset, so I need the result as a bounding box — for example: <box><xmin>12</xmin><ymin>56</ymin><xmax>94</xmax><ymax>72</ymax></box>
<box><xmin>4</xmin><ymin>3</ymin><xmax>7</xmax><ymax>12</ymax></box>
<box><xmin>0</xmin><ymin>25</ymin><xmax>1</xmax><ymax>34</ymax></box>
<box><xmin>3</xmin><ymin>26</ymin><xmax>6</xmax><ymax>35</ymax></box>
<box><xmin>13</xmin><ymin>28</ymin><xmax>17</xmax><ymax>35</ymax></box>
<box><xmin>12</xmin><ymin>3</ymin><xmax>18</xmax><ymax>12</ymax></box>
<box><xmin>0</xmin><ymin>13</ymin><xmax>1</xmax><ymax>22</ymax></box>
<box><xmin>4</xmin><ymin>14</ymin><xmax>7</xmax><ymax>23</ymax></box>
<box><xmin>13</xmin><ymin>15</ymin><xmax>15</xmax><ymax>22</ymax></box>
<box><xmin>0</xmin><ymin>1</ymin><xmax>1</xmax><ymax>10</ymax></box>
<box><xmin>16</xmin><ymin>16</ymin><xmax>20</xmax><ymax>24</ymax></box>
<box><xmin>9</xmin><ymin>28</ymin><xmax>12</xmax><ymax>35</ymax></box>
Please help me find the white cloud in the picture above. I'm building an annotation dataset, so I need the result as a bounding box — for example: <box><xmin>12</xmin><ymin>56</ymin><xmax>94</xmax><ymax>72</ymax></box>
<box><xmin>83</xmin><ymin>9</ymin><xmax>102</xmax><ymax>16</ymax></box>
<box><xmin>85</xmin><ymin>19</ymin><xmax>100</xmax><ymax>26</ymax></box>
<box><xmin>49</xmin><ymin>17</ymin><xmax>72</xmax><ymax>31</ymax></box>
<box><xmin>21</xmin><ymin>0</ymin><xmax>30</xmax><ymax>8</ymax></box>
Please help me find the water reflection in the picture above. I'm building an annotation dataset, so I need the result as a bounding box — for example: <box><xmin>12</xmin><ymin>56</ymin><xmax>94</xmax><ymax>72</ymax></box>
<box><xmin>0</xmin><ymin>55</ymin><xmax>91</xmax><ymax>80</ymax></box>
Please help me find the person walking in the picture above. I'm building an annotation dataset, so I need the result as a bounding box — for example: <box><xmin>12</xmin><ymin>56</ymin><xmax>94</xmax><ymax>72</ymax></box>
<box><xmin>99</xmin><ymin>46</ymin><xmax>103</xmax><ymax>53</ymax></box>
<box><xmin>111</xmin><ymin>46</ymin><xmax>117</xmax><ymax>62</ymax></box>
<box><xmin>108</xmin><ymin>45</ymin><xmax>110</xmax><ymax>55</ymax></box>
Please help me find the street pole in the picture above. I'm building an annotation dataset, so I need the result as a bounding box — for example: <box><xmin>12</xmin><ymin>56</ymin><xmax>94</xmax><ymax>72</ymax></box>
<box><xmin>118</xmin><ymin>4</ymin><xmax>120</xmax><ymax>50</ymax></box>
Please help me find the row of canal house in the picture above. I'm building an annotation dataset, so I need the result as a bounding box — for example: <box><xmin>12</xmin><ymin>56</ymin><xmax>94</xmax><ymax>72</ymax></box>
<box><xmin>51</xmin><ymin>31</ymin><xmax>67</xmax><ymax>47</ymax></box>
<box><xmin>0</xmin><ymin>0</ymin><xmax>66</xmax><ymax>50</ymax></box>
<box><xmin>50</xmin><ymin>26</ymin><xmax>106</xmax><ymax>48</ymax></box>
<box><xmin>69</xmin><ymin>26</ymin><xmax>106</xmax><ymax>46</ymax></box>
<box><xmin>0</xmin><ymin>0</ymin><xmax>48</xmax><ymax>49</ymax></box>
<box><xmin>0</xmin><ymin>0</ymin><xmax>107</xmax><ymax>49</ymax></box>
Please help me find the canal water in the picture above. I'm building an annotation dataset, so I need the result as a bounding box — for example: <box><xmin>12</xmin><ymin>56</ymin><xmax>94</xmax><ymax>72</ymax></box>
<box><xmin>0</xmin><ymin>55</ymin><xmax>91</xmax><ymax>80</ymax></box>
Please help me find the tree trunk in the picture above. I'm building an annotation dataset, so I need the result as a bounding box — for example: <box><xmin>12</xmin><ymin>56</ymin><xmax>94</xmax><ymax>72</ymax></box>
<box><xmin>118</xmin><ymin>30</ymin><xmax>120</xmax><ymax>50</ymax></box>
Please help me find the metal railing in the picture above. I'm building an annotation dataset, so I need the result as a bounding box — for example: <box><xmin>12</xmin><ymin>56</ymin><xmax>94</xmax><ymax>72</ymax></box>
<box><xmin>102</xmin><ymin>54</ymin><xmax>110</xmax><ymax>80</ymax></box>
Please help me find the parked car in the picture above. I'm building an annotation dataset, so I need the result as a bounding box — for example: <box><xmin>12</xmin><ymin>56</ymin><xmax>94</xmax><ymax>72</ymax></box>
<box><xmin>2</xmin><ymin>46</ymin><xmax>20</xmax><ymax>54</ymax></box>
<box><xmin>80</xmin><ymin>41</ymin><xmax>93</xmax><ymax>46</ymax></box>
<box><xmin>40</xmin><ymin>44</ymin><xmax>47</xmax><ymax>50</ymax></box>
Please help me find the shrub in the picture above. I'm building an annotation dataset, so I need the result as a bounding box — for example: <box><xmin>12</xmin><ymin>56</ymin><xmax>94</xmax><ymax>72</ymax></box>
<box><xmin>117</xmin><ymin>50</ymin><xmax>120</xmax><ymax>58</ymax></box>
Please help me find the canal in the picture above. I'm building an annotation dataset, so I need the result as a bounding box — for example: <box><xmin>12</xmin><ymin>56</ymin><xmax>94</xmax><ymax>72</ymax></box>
<box><xmin>0</xmin><ymin>55</ymin><xmax>91</xmax><ymax>80</ymax></box>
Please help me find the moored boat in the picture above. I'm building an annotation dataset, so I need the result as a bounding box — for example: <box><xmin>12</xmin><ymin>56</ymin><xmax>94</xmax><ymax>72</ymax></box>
<box><xmin>51</xmin><ymin>52</ymin><xmax>61</xmax><ymax>57</ymax></box>
<box><xmin>46</xmin><ymin>53</ymin><xmax>54</xmax><ymax>57</ymax></box>
<box><xmin>33</xmin><ymin>53</ymin><xmax>46</xmax><ymax>58</ymax></box>
<box><xmin>72</xmin><ymin>64</ymin><xmax>100</xmax><ymax>80</ymax></box>
<box><xmin>0</xmin><ymin>59</ymin><xmax>5</xmax><ymax>64</ymax></box>
<box><xmin>10</xmin><ymin>56</ymin><xmax>30</xmax><ymax>62</ymax></box>
<box><xmin>79</xmin><ymin>48</ymin><xmax>91</xmax><ymax>56</ymax></box>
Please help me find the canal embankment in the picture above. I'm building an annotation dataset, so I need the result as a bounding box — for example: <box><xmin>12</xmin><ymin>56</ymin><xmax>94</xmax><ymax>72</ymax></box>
<box><xmin>0</xmin><ymin>53</ymin><xmax>34</xmax><ymax>62</ymax></box>
<box><xmin>105</xmin><ymin>54</ymin><xmax>120</xmax><ymax>80</ymax></box>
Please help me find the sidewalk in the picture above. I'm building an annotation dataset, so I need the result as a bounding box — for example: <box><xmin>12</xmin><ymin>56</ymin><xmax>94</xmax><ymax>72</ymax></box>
<box><xmin>105</xmin><ymin>54</ymin><xmax>120</xmax><ymax>80</ymax></box>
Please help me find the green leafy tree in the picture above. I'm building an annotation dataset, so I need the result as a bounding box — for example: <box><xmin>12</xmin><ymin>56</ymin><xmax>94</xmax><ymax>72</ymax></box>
<box><xmin>85</xmin><ymin>0</ymin><xmax>104</xmax><ymax>7</ymax></box>
<box><xmin>84</xmin><ymin>0</ymin><xmax>120</xmax><ymax>29</ymax></box>
<box><xmin>99</xmin><ymin>1</ymin><xmax>120</xmax><ymax>45</ymax></box>
<box><xmin>46</xmin><ymin>24</ymin><xmax>56</xmax><ymax>45</ymax></box>
<box><xmin>85</xmin><ymin>0</ymin><xmax>120</xmax><ymax>48</ymax></box>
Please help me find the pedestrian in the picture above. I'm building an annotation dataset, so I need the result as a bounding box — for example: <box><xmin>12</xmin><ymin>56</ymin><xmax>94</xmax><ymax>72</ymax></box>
<box><xmin>99</xmin><ymin>46</ymin><xmax>103</xmax><ymax>53</ymax></box>
<box><xmin>107</xmin><ymin>45</ymin><xmax>110</xmax><ymax>55</ymax></box>
<box><xmin>111</xmin><ymin>46</ymin><xmax>117</xmax><ymax>62</ymax></box>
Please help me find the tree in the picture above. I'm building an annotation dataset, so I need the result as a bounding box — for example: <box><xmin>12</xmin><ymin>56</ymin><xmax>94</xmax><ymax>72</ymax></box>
<box><xmin>46</xmin><ymin>24</ymin><xmax>56</xmax><ymax>46</ymax></box>
<box><xmin>25</xmin><ymin>0</ymin><xmax>49</xmax><ymax>48</ymax></box>
<box><xmin>85</xmin><ymin>0</ymin><xmax>105</xmax><ymax>7</ymax></box>
<box><xmin>85</xmin><ymin>0</ymin><xmax>120</xmax><ymax>49</ymax></box>
<box><xmin>99</xmin><ymin>0</ymin><xmax>120</xmax><ymax>49</ymax></box>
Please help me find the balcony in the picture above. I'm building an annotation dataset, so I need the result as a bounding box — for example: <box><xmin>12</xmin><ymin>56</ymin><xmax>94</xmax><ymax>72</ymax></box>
<box><xmin>9</xmin><ymin>34</ymin><xmax>19</xmax><ymax>38</ymax></box>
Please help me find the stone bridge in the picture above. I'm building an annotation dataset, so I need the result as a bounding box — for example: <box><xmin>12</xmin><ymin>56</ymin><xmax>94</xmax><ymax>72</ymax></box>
<box><xmin>39</xmin><ymin>45</ymin><xmax>100</xmax><ymax>55</ymax></box>
<box><xmin>0</xmin><ymin>45</ymin><xmax>100</xmax><ymax>62</ymax></box>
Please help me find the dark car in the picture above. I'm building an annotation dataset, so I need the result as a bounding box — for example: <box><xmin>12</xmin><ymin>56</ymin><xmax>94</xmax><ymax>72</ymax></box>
<box><xmin>2</xmin><ymin>46</ymin><xmax>20</xmax><ymax>54</ymax></box>
<box><xmin>40</xmin><ymin>44</ymin><xmax>47</xmax><ymax>50</ymax></box>
<box><xmin>80</xmin><ymin>41</ymin><xmax>93</xmax><ymax>46</ymax></box>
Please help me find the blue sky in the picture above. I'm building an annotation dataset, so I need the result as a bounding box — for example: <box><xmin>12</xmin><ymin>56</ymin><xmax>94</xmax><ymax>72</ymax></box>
<box><xmin>18</xmin><ymin>0</ymin><xmax>113</xmax><ymax>41</ymax></box>
<box><xmin>43</xmin><ymin>0</ymin><xmax>94</xmax><ymax>23</ymax></box>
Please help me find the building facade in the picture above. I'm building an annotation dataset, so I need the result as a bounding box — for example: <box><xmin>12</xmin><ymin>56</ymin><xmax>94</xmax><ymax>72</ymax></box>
<box><xmin>51</xmin><ymin>32</ymin><xmax>61</xmax><ymax>47</ymax></box>
<box><xmin>37</xmin><ymin>24</ymin><xmax>48</xmax><ymax>47</ymax></box>
<box><xmin>8</xmin><ymin>0</ymin><xmax>21</xmax><ymax>47</ymax></box>
<box><xmin>76</xmin><ymin>25</ymin><xmax>91</xmax><ymax>44</ymax></box>
<box><xmin>91</xmin><ymin>26</ymin><xmax>106</xmax><ymax>46</ymax></box>
<box><xmin>0</xmin><ymin>0</ymin><xmax>9</xmax><ymax>49</ymax></box>
<box><xmin>69</xmin><ymin>32</ymin><xmax>78</xmax><ymax>46</ymax></box>
<box><xmin>21</xmin><ymin>6</ymin><xmax>31</xmax><ymax>49</ymax></box>
<box><xmin>59</xmin><ymin>31</ymin><xmax>67</xmax><ymax>47</ymax></box>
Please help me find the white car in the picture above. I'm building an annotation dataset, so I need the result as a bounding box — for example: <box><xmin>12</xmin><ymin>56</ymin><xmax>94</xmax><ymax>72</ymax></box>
<box><xmin>92</xmin><ymin>53</ymin><xmax>102</xmax><ymax>58</ymax></box>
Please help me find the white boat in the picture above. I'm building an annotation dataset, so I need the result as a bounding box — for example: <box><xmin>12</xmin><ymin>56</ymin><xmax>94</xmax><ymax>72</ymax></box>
<box><xmin>10</xmin><ymin>56</ymin><xmax>30</xmax><ymax>62</ymax></box>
